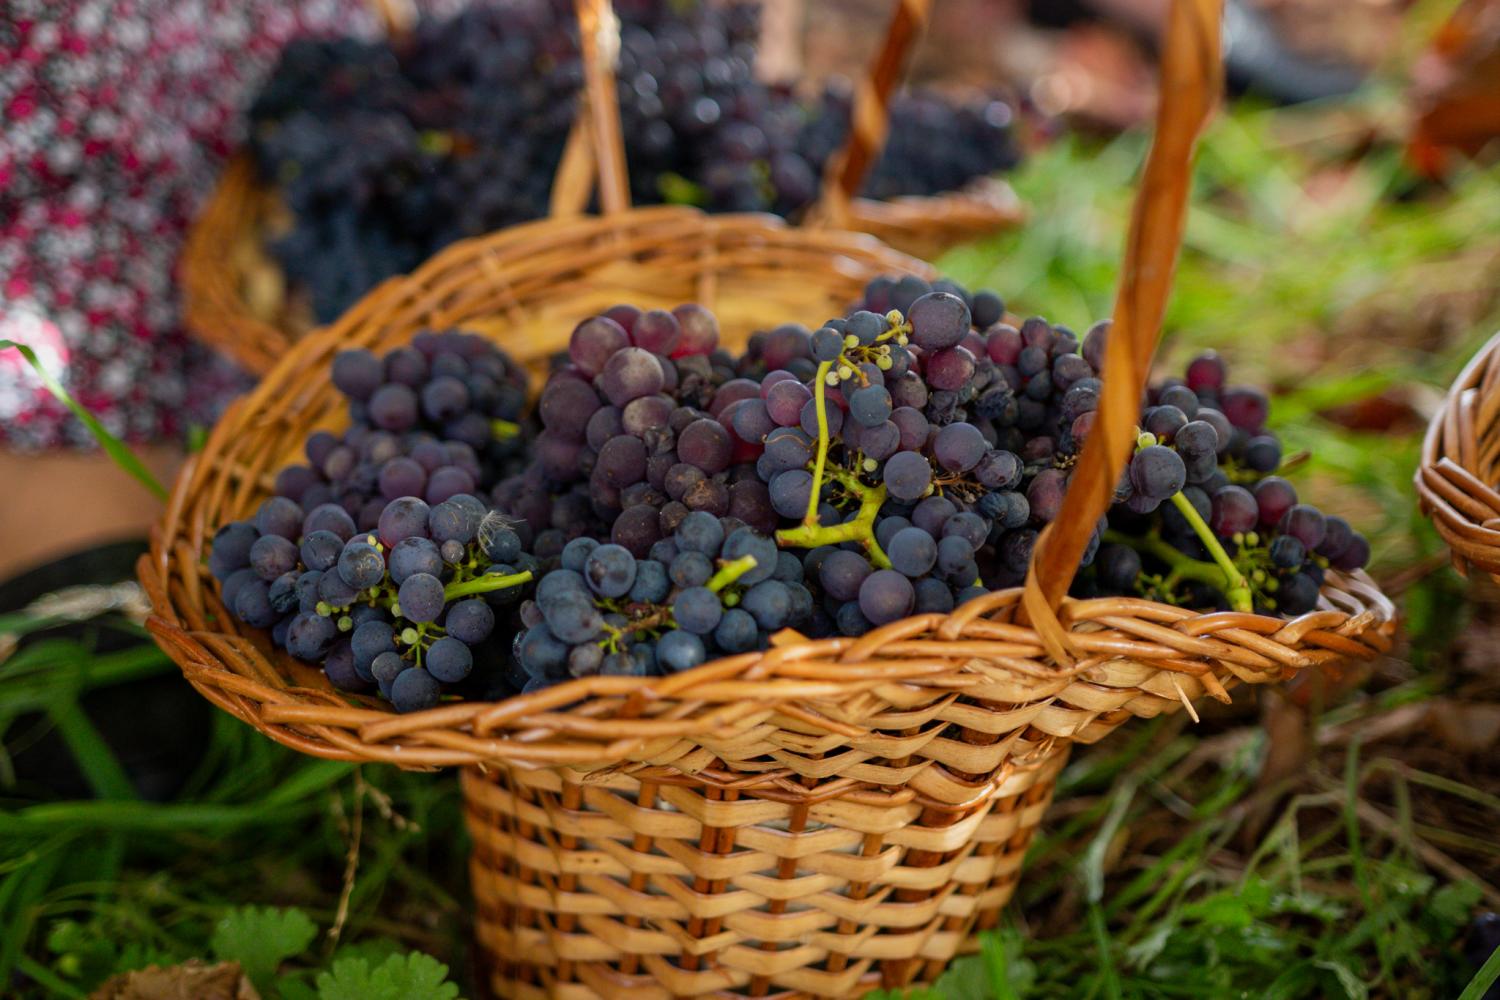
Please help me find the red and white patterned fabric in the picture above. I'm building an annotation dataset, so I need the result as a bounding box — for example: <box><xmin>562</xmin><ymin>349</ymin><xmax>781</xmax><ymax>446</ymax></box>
<box><xmin>0</xmin><ymin>0</ymin><xmax>381</xmax><ymax>449</ymax></box>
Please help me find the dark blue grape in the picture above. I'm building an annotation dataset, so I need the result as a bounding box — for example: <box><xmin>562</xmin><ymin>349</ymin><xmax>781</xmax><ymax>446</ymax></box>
<box><xmin>286</xmin><ymin>612</ymin><xmax>339</xmax><ymax>660</ymax></box>
<box><xmin>714</xmin><ymin>607</ymin><xmax>760</xmax><ymax>652</ymax></box>
<box><xmin>858</xmin><ymin>569</ymin><xmax>914</xmax><ymax>625</ymax></box>
<box><xmin>658</xmin><ymin>630</ymin><xmax>707</xmax><ymax>672</ymax></box>
<box><xmin>887</xmin><ymin>527</ymin><xmax>937</xmax><ymax>578</ymax></box>
<box><xmin>741</xmin><ymin>580</ymin><xmax>792</xmax><ymax>630</ymax></box>
<box><xmin>676</xmin><ymin>510</ymin><xmax>725</xmax><ymax>555</ymax></box>
<box><xmin>585</xmin><ymin>543</ymin><xmax>637</xmax><ymax>598</ymax></box>
<box><xmin>672</xmin><ymin>587</ymin><xmax>723</xmax><ymax>634</ymax></box>
<box><xmin>445</xmin><ymin>598</ymin><xmax>494</xmax><ymax>644</ymax></box>
<box><xmin>539</xmin><ymin>588</ymin><xmax>603</xmax><ymax>643</ymax></box>
<box><xmin>338</xmin><ymin>539</ymin><xmax>387</xmax><ymax>589</ymax></box>
<box><xmin>425</xmin><ymin>636</ymin><xmax>473</xmax><ymax>683</ymax></box>
<box><xmin>331</xmin><ymin>349</ymin><xmax>383</xmax><ymax>401</ymax></box>
<box><xmin>670</xmin><ymin>551</ymin><xmax>713</xmax><ymax>588</ymax></box>
<box><xmin>388</xmin><ymin>536</ymin><xmax>442</xmax><ymax>585</ymax></box>
<box><xmin>250</xmin><ymin>535</ymin><xmax>298</xmax><ymax>581</ymax></box>
<box><xmin>351</xmin><ymin>619</ymin><xmax>397</xmax><ymax>670</ymax></box>
<box><xmin>913</xmin><ymin>577</ymin><xmax>955</xmax><ymax>614</ymax></box>
<box><xmin>255</xmin><ymin>496</ymin><xmax>304</xmax><ymax>540</ymax></box>
<box><xmin>630</xmin><ymin>560</ymin><xmax>671</xmax><ymax>604</ymax></box>
<box><xmin>390</xmin><ymin>667</ymin><xmax>441</xmax><ymax>713</ymax></box>
<box><xmin>397</xmin><ymin>573</ymin><xmax>445</xmax><ymax>623</ymax></box>
<box><xmin>819</xmin><ymin>550</ymin><xmax>871</xmax><ymax>602</ymax></box>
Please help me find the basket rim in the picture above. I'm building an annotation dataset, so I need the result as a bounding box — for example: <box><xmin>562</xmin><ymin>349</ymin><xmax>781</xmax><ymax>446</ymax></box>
<box><xmin>148</xmin><ymin>206</ymin><xmax>1399</xmax><ymax>775</ymax></box>
<box><xmin>180</xmin><ymin>163</ymin><xmax>1024</xmax><ymax>377</ymax></box>
<box><xmin>1416</xmin><ymin>328</ymin><xmax>1500</xmax><ymax>575</ymax></box>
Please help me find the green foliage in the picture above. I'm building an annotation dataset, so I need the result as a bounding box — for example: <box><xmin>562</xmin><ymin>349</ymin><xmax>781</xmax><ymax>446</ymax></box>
<box><xmin>0</xmin><ymin>340</ymin><xmax>166</xmax><ymax>499</ymax></box>
<box><xmin>37</xmin><ymin>903</ymin><xmax>461</xmax><ymax>1000</ymax></box>
<box><xmin>211</xmin><ymin>906</ymin><xmax>318</xmax><ymax>992</ymax></box>
<box><xmin>314</xmin><ymin>952</ymin><xmax>461</xmax><ymax>1000</ymax></box>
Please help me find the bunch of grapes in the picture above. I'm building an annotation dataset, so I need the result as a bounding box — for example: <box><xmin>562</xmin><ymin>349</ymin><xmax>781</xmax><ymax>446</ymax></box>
<box><xmin>731</xmin><ymin>275</ymin><xmax>1088</xmax><ymax>633</ymax></box>
<box><xmin>206</xmin><ymin>273</ymin><xmax>1373</xmax><ymax>713</ymax></box>
<box><xmin>248</xmin><ymin>1</ymin><xmax>1021</xmax><ymax>322</ymax></box>
<box><xmin>269</xmin><ymin>330</ymin><xmax>530</xmax><ymax>533</ymax></box>
<box><xmin>514</xmin><ymin>513</ymin><xmax>804</xmax><ymax>687</ymax></box>
<box><xmin>210</xmin><ymin>490</ymin><xmax>535</xmax><ymax>712</ymax></box>
<box><xmin>795</xmin><ymin>86</ymin><xmax>1022</xmax><ymax>203</ymax></box>
<box><xmin>493</xmin><ymin>302</ymin><xmax>783</xmax><ymax>563</ymax></box>
<box><xmin>1087</xmin><ymin>351</ymin><xmax>1371</xmax><ymax>614</ymax></box>
<box><xmin>251</xmin><ymin>2</ymin><xmax>584</xmax><ymax>321</ymax></box>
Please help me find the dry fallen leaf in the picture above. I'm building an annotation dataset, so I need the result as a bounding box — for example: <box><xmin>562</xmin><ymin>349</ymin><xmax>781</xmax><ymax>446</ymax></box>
<box><xmin>90</xmin><ymin>960</ymin><xmax>260</xmax><ymax>1000</ymax></box>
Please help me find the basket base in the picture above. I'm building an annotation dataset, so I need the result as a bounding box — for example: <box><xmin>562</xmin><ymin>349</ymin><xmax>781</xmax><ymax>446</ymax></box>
<box><xmin>462</xmin><ymin>742</ymin><xmax>1068</xmax><ymax>999</ymax></box>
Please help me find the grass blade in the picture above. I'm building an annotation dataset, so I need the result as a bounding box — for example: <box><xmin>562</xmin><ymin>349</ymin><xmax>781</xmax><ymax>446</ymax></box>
<box><xmin>0</xmin><ymin>340</ymin><xmax>166</xmax><ymax>500</ymax></box>
<box><xmin>1459</xmin><ymin>944</ymin><xmax>1500</xmax><ymax>1000</ymax></box>
<box><xmin>47</xmin><ymin>701</ymin><xmax>138</xmax><ymax>801</ymax></box>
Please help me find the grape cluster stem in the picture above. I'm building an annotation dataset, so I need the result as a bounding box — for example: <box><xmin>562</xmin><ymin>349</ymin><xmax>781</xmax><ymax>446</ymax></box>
<box><xmin>775</xmin><ymin>359</ymin><xmax>893</xmax><ymax>568</ymax></box>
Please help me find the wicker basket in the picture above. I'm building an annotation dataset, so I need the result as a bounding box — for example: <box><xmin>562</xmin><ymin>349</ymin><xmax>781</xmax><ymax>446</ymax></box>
<box><xmin>178</xmin><ymin>0</ymin><xmax>1021</xmax><ymax>375</ymax></box>
<box><xmin>143</xmin><ymin>1</ymin><xmax>1393</xmax><ymax>996</ymax></box>
<box><xmin>1417</xmin><ymin>330</ymin><xmax>1500</xmax><ymax>579</ymax></box>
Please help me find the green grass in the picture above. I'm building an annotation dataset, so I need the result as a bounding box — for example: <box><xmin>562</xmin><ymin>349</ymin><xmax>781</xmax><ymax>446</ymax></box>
<box><xmin>6</xmin><ymin>94</ymin><xmax>1500</xmax><ymax>999</ymax></box>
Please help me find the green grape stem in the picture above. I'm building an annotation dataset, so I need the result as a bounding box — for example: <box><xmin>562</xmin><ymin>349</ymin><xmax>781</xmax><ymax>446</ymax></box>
<box><xmin>1165</xmin><ymin>491</ymin><xmax>1254</xmax><ymax>612</ymax></box>
<box><xmin>777</xmin><ymin>469</ymin><xmax>892</xmax><ymax>569</ymax></box>
<box><xmin>1104</xmin><ymin>524</ymin><xmax>1253</xmax><ymax>613</ymax></box>
<box><xmin>491</xmin><ymin>418</ymin><xmax>522</xmax><ymax>441</ymax></box>
<box><xmin>443</xmin><ymin>570</ymin><xmax>533</xmax><ymax>603</ymax></box>
<box><xmin>708</xmin><ymin>555</ymin><xmax>758</xmax><ymax>592</ymax></box>
<box><xmin>804</xmin><ymin>360</ymin><xmax>834</xmax><ymax>527</ymax></box>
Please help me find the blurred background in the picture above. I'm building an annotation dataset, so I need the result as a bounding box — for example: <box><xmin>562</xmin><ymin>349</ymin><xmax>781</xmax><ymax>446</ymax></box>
<box><xmin>3</xmin><ymin>0</ymin><xmax>1500</xmax><ymax>997</ymax></box>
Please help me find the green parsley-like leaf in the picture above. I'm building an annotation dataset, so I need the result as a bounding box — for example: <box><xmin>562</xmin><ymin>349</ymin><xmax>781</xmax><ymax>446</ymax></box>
<box><xmin>210</xmin><ymin>906</ymin><xmax>318</xmax><ymax>993</ymax></box>
<box><xmin>315</xmin><ymin>952</ymin><xmax>461</xmax><ymax>1000</ymax></box>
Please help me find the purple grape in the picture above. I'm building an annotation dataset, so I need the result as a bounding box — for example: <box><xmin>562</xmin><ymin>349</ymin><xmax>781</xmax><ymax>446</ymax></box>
<box><xmin>599</xmin><ymin>347</ymin><xmax>665</xmax><ymax>406</ymax></box>
<box><xmin>623</xmin><ymin>395</ymin><xmax>674</xmax><ymax>440</ymax></box>
<box><xmin>820</xmin><ymin>550</ymin><xmax>872</xmax><ymax>602</ymax></box>
<box><xmin>1130</xmin><ymin>445</ymin><xmax>1187</xmax><ymax>502</ymax></box>
<box><xmin>925</xmin><ymin>347</ymin><xmax>976</xmax><ymax>392</ymax></box>
<box><xmin>882</xmin><ymin>450</ymin><xmax>933</xmax><ymax>501</ymax></box>
<box><xmin>1210</xmin><ymin>485</ymin><xmax>1258</xmax><ymax>537</ymax></box>
<box><xmin>672</xmin><ymin>304</ymin><xmax>719</xmax><ymax>356</ymax></box>
<box><xmin>540</xmin><ymin>377</ymin><xmax>603</xmax><ymax>442</ymax></box>
<box><xmin>858</xmin><ymin>570</ymin><xmax>915</xmax><ymax>625</ymax></box>
<box><xmin>596</xmin><ymin>435</ymin><xmax>648</xmax><ymax>488</ymax></box>
<box><xmin>907</xmin><ymin>292</ymin><xmax>970</xmax><ymax>352</ymax></box>
<box><xmin>1253</xmin><ymin>477</ymin><xmax>1298</xmax><ymax>527</ymax></box>
<box><xmin>1186</xmin><ymin>352</ymin><xmax>1225</xmax><ymax>392</ymax></box>
<box><xmin>331</xmin><ymin>349</ymin><xmax>383</xmax><ymax>401</ymax></box>
<box><xmin>677</xmin><ymin>419</ymin><xmax>732</xmax><ymax>474</ymax></box>
<box><xmin>933</xmin><ymin>422</ymin><xmax>986</xmax><ymax>472</ymax></box>
<box><xmin>377</xmin><ymin>496</ymin><xmax>430</xmax><ymax>547</ymax></box>
<box><xmin>631</xmin><ymin>309</ymin><xmax>681</xmax><ymax>355</ymax></box>
<box><xmin>1278</xmin><ymin>504</ymin><xmax>1327</xmax><ymax>550</ymax></box>
<box><xmin>569</xmin><ymin>316</ymin><xmax>630</xmax><ymax>375</ymax></box>
<box><xmin>1222</xmin><ymin>386</ymin><xmax>1268</xmax><ymax>431</ymax></box>
<box><xmin>368</xmin><ymin>384</ymin><xmax>418</xmax><ymax>432</ymax></box>
<box><xmin>379</xmin><ymin>457</ymin><xmax>427</xmax><ymax>500</ymax></box>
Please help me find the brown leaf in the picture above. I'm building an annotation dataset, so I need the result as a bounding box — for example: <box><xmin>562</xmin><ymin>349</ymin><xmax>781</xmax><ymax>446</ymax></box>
<box><xmin>90</xmin><ymin>960</ymin><xmax>260</xmax><ymax>1000</ymax></box>
<box><xmin>1411</xmin><ymin>0</ymin><xmax>1500</xmax><ymax>171</ymax></box>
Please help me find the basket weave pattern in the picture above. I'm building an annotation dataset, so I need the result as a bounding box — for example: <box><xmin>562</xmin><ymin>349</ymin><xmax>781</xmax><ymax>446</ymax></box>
<box><xmin>143</xmin><ymin>208</ymin><xmax>1393</xmax><ymax>998</ymax></box>
<box><xmin>143</xmin><ymin>2</ymin><xmax>1396</xmax><ymax>995</ymax></box>
<box><xmin>1417</xmin><ymin>330</ymin><xmax>1500</xmax><ymax>580</ymax></box>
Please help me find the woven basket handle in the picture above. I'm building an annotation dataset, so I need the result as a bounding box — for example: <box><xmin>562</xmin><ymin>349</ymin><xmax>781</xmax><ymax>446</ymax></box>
<box><xmin>552</xmin><ymin>0</ymin><xmax>632</xmax><ymax>218</ymax></box>
<box><xmin>368</xmin><ymin>0</ymin><xmax>414</xmax><ymax>39</ymax></box>
<box><xmin>810</xmin><ymin>0</ymin><xmax>933</xmax><ymax>227</ymax></box>
<box><xmin>1020</xmin><ymin>0</ymin><xmax>1222</xmax><ymax>664</ymax></box>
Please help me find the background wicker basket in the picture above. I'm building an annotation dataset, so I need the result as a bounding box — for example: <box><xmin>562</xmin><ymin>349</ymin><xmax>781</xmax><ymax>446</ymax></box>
<box><xmin>142</xmin><ymin>1</ymin><xmax>1394</xmax><ymax>996</ymax></box>
<box><xmin>1417</xmin><ymin>330</ymin><xmax>1500</xmax><ymax>580</ymax></box>
<box><xmin>178</xmin><ymin>0</ymin><xmax>1022</xmax><ymax>375</ymax></box>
